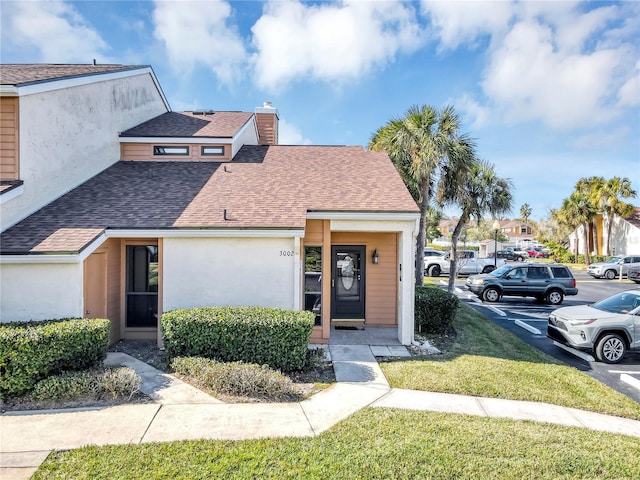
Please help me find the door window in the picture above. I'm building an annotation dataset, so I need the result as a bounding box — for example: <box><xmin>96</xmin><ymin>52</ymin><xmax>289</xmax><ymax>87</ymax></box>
<box><xmin>304</xmin><ymin>246</ymin><xmax>322</xmax><ymax>326</ymax></box>
<box><xmin>125</xmin><ymin>245</ymin><xmax>158</xmax><ymax>328</ymax></box>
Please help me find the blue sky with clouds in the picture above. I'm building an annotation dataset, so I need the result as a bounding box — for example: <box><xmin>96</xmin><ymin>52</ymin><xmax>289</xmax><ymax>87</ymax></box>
<box><xmin>1</xmin><ymin>0</ymin><xmax>638</xmax><ymax>221</ymax></box>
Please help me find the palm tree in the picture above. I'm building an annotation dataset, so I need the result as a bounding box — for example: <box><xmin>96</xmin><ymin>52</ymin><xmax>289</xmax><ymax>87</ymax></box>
<box><xmin>520</xmin><ymin>203</ymin><xmax>532</xmax><ymax>224</ymax></box>
<box><xmin>596</xmin><ymin>177</ymin><xmax>637</xmax><ymax>255</ymax></box>
<box><xmin>369</xmin><ymin>105</ymin><xmax>475</xmax><ymax>285</ymax></box>
<box><xmin>438</xmin><ymin>159</ymin><xmax>513</xmax><ymax>293</ymax></box>
<box><xmin>561</xmin><ymin>191</ymin><xmax>597</xmax><ymax>265</ymax></box>
<box><xmin>576</xmin><ymin>176</ymin><xmax>605</xmax><ymax>256</ymax></box>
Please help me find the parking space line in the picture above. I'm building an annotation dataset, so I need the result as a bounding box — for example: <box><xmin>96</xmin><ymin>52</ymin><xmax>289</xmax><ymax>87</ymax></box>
<box><xmin>552</xmin><ymin>341</ymin><xmax>595</xmax><ymax>363</ymax></box>
<box><xmin>608</xmin><ymin>371</ymin><xmax>640</xmax><ymax>375</ymax></box>
<box><xmin>483</xmin><ymin>305</ymin><xmax>506</xmax><ymax>316</ymax></box>
<box><xmin>621</xmin><ymin>374</ymin><xmax>640</xmax><ymax>392</ymax></box>
<box><xmin>513</xmin><ymin>319</ymin><xmax>542</xmax><ymax>335</ymax></box>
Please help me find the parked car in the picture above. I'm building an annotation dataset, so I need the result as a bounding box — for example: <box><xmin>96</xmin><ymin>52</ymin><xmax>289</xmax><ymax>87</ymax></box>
<box><xmin>425</xmin><ymin>250</ymin><xmax>504</xmax><ymax>277</ymax></box>
<box><xmin>526</xmin><ymin>247</ymin><xmax>546</xmax><ymax>258</ymax></box>
<box><xmin>466</xmin><ymin>262</ymin><xmax>578</xmax><ymax>305</ymax></box>
<box><xmin>587</xmin><ymin>255</ymin><xmax>640</xmax><ymax>280</ymax></box>
<box><xmin>629</xmin><ymin>266</ymin><xmax>640</xmax><ymax>284</ymax></box>
<box><xmin>547</xmin><ymin>289</ymin><xmax>640</xmax><ymax>363</ymax></box>
<box><xmin>494</xmin><ymin>247</ymin><xmax>529</xmax><ymax>262</ymax></box>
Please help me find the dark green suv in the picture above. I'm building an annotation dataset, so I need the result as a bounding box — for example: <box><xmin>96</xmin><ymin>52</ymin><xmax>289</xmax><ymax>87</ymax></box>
<box><xmin>465</xmin><ymin>263</ymin><xmax>578</xmax><ymax>305</ymax></box>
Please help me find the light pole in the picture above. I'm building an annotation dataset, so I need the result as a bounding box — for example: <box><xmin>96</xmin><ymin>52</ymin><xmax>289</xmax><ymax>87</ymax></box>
<box><xmin>493</xmin><ymin>221</ymin><xmax>500</xmax><ymax>267</ymax></box>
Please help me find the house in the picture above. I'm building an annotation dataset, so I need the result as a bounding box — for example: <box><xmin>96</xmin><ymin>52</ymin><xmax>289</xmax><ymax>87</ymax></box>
<box><xmin>0</xmin><ymin>64</ymin><xmax>420</xmax><ymax>346</ymax></box>
<box><xmin>569</xmin><ymin>208</ymin><xmax>640</xmax><ymax>256</ymax></box>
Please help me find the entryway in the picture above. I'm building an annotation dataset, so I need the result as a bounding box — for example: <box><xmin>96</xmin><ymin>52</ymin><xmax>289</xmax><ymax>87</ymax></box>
<box><xmin>331</xmin><ymin>245</ymin><xmax>365</xmax><ymax>321</ymax></box>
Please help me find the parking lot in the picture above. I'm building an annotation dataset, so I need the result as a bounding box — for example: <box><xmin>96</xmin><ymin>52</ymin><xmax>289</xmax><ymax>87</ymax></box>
<box><xmin>444</xmin><ymin>269</ymin><xmax>640</xmax><ymax>404</ymax></box>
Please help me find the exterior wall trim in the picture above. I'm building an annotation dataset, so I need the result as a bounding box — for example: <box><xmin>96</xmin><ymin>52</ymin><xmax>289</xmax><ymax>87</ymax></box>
<box><xmin>106</xmin><ymin>229</ymin><xmax>305</xmax><ymax>238</ymax></box>
<box><xmin>308</xmin><ymin>211</ymin><xmax>420</xmax><ymax>222</ymax></box>
<box><xmin>0</xmin><ymin>184</ymin><xmax>24</xmax><ymax>205</ymax></box>
<box><xmin>120</xmin><ymin>136</ymin><xmax>233</xmax><ymax>144</ymax></box>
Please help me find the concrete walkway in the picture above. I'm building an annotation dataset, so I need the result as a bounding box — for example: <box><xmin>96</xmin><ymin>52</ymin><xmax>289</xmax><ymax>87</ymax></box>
<box><xmin>2</xmin><ymin>346</ymin><xmax>640</xmax><ymax>480</ymax></box>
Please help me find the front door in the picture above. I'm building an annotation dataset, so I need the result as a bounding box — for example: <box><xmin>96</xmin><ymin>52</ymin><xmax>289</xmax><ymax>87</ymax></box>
<box><xmin>125</xmin><ymin>245</ymin><xmax>158</xmax><ymax>328</ymax></box>
<box><xmin>331</xmin><ymin>246</ymin><xmax>365</xmax><ymax>320</ymax></box>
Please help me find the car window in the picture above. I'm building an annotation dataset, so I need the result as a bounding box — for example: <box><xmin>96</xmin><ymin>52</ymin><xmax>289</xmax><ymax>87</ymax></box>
<box><xmin>593</xmin><ymin>291</ymin><xmax>640</xmax><ymax>314</ymax></box>
<box><xmin>528</xmin><ymin>266</ymin><xmax>550</xmax><ymax>279</ymax></box>
<box><xmin>490</xmin><ymin>265</ymin><xmax>512</xmax><ymax>277</ymax></box>
<box><xmin>551</xmin><ymin>267</ymin><xmax>571</xmax><ymax>278</ymax></box>
<box><xmin>606</xmin><ymin>257</ymin><xmax>622</xmax><ymax>264</ymax></box>
<box><xmin>506</xmin><ymin>267</ymin><xmax>527</xmax><ymax>279</ymax></box>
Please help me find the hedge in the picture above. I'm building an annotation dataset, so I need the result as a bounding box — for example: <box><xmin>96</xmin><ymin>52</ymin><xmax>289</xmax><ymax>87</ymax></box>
<box><xmin>0</xmin><ymin>318</ymin><xmax>110</xmax><ymax>398</ymax></box>
<box><xmin>415</xmin><ymin>286</ymin><xmax>459</xmax><ymax>334</ymax></box>
<box><xmin>162</xmin><ymin>307</ymin><xmax>315</xmax><ymax>372</ymax></box>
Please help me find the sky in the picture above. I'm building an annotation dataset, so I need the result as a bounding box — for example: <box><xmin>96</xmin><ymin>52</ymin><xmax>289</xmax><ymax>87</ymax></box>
<box><xmin>1</xmin><ymin>0</ymin><xmax>639</xmax><ymax>221</ymax></box>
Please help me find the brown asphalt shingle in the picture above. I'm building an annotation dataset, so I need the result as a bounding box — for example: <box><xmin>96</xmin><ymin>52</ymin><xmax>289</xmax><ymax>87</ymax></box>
<box><xmin>0</xmin><ymin>146</ymin><xmax>418</xmax><ymax>254</ymax></box>
<box><xmin>0</xmin><ymin>64</ymin><xmax>147</xmax><ymax>86</ymax></box>
<box><xmin>119</xmin><ymin>111</ymin><xmax>254</xmax><ymax>138</ymax></box>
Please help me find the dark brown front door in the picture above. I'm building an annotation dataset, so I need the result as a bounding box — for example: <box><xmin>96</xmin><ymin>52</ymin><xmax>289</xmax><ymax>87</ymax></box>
<box><xmin>331</xmin><ymin>246</ymin><xmax>365</xmax><ymax>319</ymax></box>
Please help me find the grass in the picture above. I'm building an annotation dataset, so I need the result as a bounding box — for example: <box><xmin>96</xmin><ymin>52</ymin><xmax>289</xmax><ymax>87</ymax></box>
<box><xmin>34</xmin><ymin>408</ymin><xmax>640</xmax><ymax>479</ymax></box>
<box><xmin>382</xmin><ymin>293</ymin><xmax>640</xmax><ymax>420</ymax></box>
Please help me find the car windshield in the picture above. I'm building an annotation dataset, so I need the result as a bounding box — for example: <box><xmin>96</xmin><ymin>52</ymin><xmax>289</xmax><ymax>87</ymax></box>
<box><xmin>604</xmin><ymin>257</ymin><xmax>622</xmax><ymax>264</ymax></box>
<box><xmin>592</xmin><ymin>291</ymin><xmax>640</xmax><ymax>314</ymax></box>
<box><xmin>490</xmin><ymin>265</ymin><xmax>512</xmax><ymax>277</ymax></box>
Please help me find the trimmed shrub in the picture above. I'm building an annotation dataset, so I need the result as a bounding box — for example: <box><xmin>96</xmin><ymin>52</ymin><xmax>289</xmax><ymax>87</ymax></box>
<box><xmin>0</xmin><ymin>318</ymin><xmax>110</xmax><ymax>398</ymax></box>
<box><xmin>27</xmin><ymin>366</ymin><xmax>140</xmax><ymax>402</ymax></box>
<box><xmin>162</xmin><ymin>307</ymin><xmax>315</xmax><ymax>372</ymax></box>
<box><xmin>415</xmin><ymin>286</ymin><xmax>459</xmax><ymax>334</ymax></box>
<box><xmin>171</xmin><ymin>356</ymin><xmax>299</xmax><ymax>401</ymax></box>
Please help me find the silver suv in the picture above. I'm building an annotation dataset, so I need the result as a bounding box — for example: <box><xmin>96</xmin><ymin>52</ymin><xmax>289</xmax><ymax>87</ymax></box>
<box><xmin>548</xmin><ymin>289</ymin><xmax>640</xmax><ymax>363</ymax></box>
<box><xmin>466</xmin><ymin>263</ymin><xmax>578</xmax><ymax>305</ymax></box>
<box><xmin>587</xmin><ymin>255</ymin><xmax>640</xmax><ymax>280</ymax></box>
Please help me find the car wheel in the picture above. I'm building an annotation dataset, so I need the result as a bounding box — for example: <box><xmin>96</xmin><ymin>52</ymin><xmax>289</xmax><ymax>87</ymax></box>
<box><xmin>633</xmin><ymin>280</ymin><xmax>640</xmax><ymax>284</ymax></box>
<box><xmin>595</xmin><ymin>334</ymin><xmax>626</xmax><ymax>364</ymax></box>
<box><xmin>545</xmin><ymin>289</ymin><xmax>564</xmax><ymax>305</ymax></box>
<box><xmin>516</xmin><ymin>256</ymin><xmax>524</xmax><ymax>262</ymax></box>
<box><xmin>428</xmin><ymin>265</ymin><xmax>441</xmax><ymax>277</ymax></box>
<box><xmin>604</xmin><ymin>269</ymin><xmax>616</xmax><ymax>280</ymax></box>
<box><xmin>482</xmin><ymin>286</ymin><xmax>500</xmax><ymax>303</ymax></box>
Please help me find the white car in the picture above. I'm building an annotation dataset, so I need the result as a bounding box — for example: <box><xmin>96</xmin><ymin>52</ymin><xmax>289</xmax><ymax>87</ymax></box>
<box><xmin>587</xmin><ymin>255</ymin><xmax>640</xmax><ymax>280</ymax></box>
<box><xmin>547</xmin><ymin>289</ymin><xmax>640</xmax><ymax>363</ymax></box>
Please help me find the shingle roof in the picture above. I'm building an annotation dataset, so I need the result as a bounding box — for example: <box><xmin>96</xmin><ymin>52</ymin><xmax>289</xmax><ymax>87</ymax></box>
<box><xmin>0</xmin><ymin>146</ymin><xmax>418</xmax><ymax>254</ymax></box>
<box><xmin>0</xmin><ymin>64</ymin><xmax>147</xmax><ymax>86</ymax></box>
<box><xmin>625</xmin><ymin>207</ymin><xmax>640</xmax><ymax>229</ymax></box>
<box><xmin>119</xmin><ymin>111</ymin><xmax>253</xmax><ymax>138</ymax></box>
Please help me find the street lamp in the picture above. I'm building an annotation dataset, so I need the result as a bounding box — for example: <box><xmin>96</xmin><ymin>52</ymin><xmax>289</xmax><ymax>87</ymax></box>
<box><xmin>493</xmin><ymin>221</ymin><xmax>501</xmax><ymax>267</ymax></box>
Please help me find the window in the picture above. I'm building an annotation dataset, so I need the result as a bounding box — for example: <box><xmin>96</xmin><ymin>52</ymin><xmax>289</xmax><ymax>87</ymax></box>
<box><xmin>153</xmin><ymin>146</ymin><xmax>189</xmax><ymax>156</ymax></box>
<box><xmin>304</xmin><ymin>246</ymin><xmax>322</xmax><ymax>326</ymax></box>
<box><xmin>201</xmin><ymin>146</ymin><xmax>225</xmax><ymax>156</ymax></box>
<box><xmin>551</xmin><ymin>267</ymin><xmax>571</xmax><ymax>278</ymax></box>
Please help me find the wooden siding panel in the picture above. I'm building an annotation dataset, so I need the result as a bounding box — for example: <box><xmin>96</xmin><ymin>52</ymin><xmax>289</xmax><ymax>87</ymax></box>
<box><xmin>89</xmin><ymin>238</ymin><xmax>122</xmax><ymax>344</ymax></box>
<box><xmin>120</xmin><ymin>142</ymin><xmax>232</xmax><ymax>161</ymax></box>
<box><xmin>0</xmin><ymin>97</ymin><xmax>19</xmax><ymax>181</ymax></box>
<box><xmin>303</xmin><ymin>219</ymin><xmax>324</xmax><ymax>244</ymax></box>
<box><xmin>331</xmin><ymin>232</ymin><xmax>397</xmax><ymax>326</ymax></box>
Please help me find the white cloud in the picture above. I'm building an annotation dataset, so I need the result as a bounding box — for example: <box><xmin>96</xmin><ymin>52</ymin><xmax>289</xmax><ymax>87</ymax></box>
<box><xmin>426</xmin><ymin>1</ymin><xmax>639</xmax><ymax>131</ymax></box>
<box><xmin>278</xmin><ymin>118</ymin><xmax>312</xmax><ymax>145</ymax></box>
<box><xmin>1</xmin><ymin>0</ymin><xmax>109</xmax><ymax>62</ymax></box>
<box><xmin>152</xmin><ymin>0</ymin><xmax>246</xmax><ymax>84</ymax></box>
<box><xmin>454</xmin><ymin>93</ymin><xmax>491</xmax><ymax>129</ymax></box>
<box><xmin>420</xmin><ymin>0</ymin><xmax>512</xmax><ymax>50</ymax></box>
<box><xmin>250</xmin><ymin>0</ymin><xmax>425</xmax><ymax>91</ymax></box>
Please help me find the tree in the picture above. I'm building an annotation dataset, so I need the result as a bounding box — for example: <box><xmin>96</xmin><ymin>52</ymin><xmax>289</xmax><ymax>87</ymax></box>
<box><xmin>369</xmin><ymin>105</ymin><xmax>475</xmax><ymax>285</ymax></box>
<box><xmin>576</xmin><ymin>176</ymin><xmax>605</xmax><ymax>256</ymax></box>
<box><xmin>438</xmin><ymin>158</ymin><xmax>513</xmax><ymax>293</ymax></box>
<box><xmin>596</xmin><ymin>177</ymin><xmax>637</xmax><ymax>255</ymax></box>
<box><xmin>560</xmin><ymin>191</ymin><xmax>597</xmax><ymax>265</ymax></box>
<box><xmin>520</xmin><ymin>203</ymin><xmax>532</xmax><ymax>224</ymax></box>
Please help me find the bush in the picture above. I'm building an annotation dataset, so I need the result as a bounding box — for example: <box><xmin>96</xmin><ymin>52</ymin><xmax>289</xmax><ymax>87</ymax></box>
<box><xmin>162</xmin><ymin>307</ymin><xmax>314</xmax><ymax>372</ymax></box>
<box><xmin>0</xmin><ymin>318</ymin><xmax>110</xmax><ymax>398</ymax></box>
<box><xmin>415</xmin><ymin>286</ymin><xmax>459</xmax><ymax>334</ymax></box>
<box><xmin>27</xmin><ymin>367</ymin><xmax>140</xmax><ymax>402</ymax></box>
<box><xmin>171</xmin><ymin>356</ymin><xmax>299</xmax><ymax>401</ymax></box>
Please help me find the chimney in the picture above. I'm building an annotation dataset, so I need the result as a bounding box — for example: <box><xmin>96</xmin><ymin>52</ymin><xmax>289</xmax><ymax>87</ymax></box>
<box><xmin>255</xmin><ymin>102</ymin><xmax>279</xmax><ymax>145</ymax></box>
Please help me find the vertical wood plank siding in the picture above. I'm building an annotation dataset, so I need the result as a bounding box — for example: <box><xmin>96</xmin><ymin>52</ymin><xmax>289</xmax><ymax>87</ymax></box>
<box><xmin>0</xmin><ymin>97</ymin><xmax>19</xmax><ymax>180</ymax></box>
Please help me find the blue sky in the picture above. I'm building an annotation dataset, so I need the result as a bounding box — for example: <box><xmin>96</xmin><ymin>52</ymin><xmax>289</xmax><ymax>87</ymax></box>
<box><xmin>1</xmin><ymin>0</ymin><xmax>638</xmax><ymax>221</ymax></box>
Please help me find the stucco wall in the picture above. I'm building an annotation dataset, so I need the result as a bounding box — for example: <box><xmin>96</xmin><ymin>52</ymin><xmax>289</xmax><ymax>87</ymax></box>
<box><xmin>232</xmin><ymin>118</ymin><xmax>259</xmax><ymax>157</ymax></box>
<box><xmin>0</xmin><ymin>262</ymin><xmax>83</xmax><ymax>322</ymax></box>
<box><xmin>1</xmin><ymin>72</ymin><xmax>168</xmax><ymax>231</ymax></box>
<box><xmin>162</xmin><ymin>237</ymin><xmax>297</xmax><ymax>312</ymax></box>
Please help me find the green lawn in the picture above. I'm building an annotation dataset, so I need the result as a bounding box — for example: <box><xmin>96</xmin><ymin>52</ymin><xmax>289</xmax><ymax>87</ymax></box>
<box><xmin>382</xmin><ymin>292</ymin><xmax>640</xmax><ymax>420</ymax></box>
<box><xmin>35</xmin><ymin>408</ymin><xmax>640</xmax><ymax>479</ymax></box>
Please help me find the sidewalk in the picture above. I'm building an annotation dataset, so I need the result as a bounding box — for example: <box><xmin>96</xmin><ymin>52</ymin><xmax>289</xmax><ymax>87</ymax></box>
<box><xmin>2</xmin><ymin>346</ymin><xmax>640</xmax><ymax>480</ymax></box>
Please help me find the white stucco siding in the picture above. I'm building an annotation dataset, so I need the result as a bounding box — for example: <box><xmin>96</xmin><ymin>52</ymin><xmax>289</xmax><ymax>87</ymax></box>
<box><xmin>231</xmin><ymin>117</ymin><xmax>259</xmax><ymax>158</ymax></box>
<box><xmin>162</xmin><ymin>237</ymin><xmax>298</xmax><ymax>312</ymax></box>
<box><xmin>0</xmin><ymin>262</ymin><xmax>83</xmax><ymax>322</ymax></box>
<box><xmin>1</xmin><ymin>72</ymin><xmax>168</xmax><ymax>231</ymax></box>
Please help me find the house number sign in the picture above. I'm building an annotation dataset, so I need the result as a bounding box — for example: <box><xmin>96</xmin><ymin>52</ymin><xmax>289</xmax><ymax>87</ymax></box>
<box><xmin>280</xmin><ymin>250</ymin><xmax>295</xmax><ymax>256</ymax></box>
